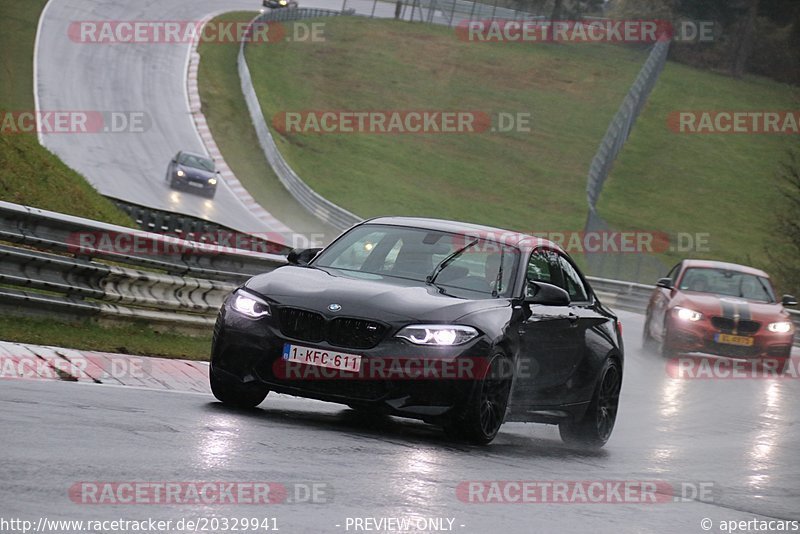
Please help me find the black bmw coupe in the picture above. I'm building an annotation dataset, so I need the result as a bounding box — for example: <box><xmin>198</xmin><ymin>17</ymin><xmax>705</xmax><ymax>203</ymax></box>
<box><xmin>210</xmin><ymin>218</ymin><xmax>623</xmax><ymax>447</ymax></box>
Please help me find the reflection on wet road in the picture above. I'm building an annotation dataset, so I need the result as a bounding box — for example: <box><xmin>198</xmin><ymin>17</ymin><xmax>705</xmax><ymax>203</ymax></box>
<box><xmin>2</xmin><ymin>310</ymin><xmax>798</xmax><ymax>533</ymax></box>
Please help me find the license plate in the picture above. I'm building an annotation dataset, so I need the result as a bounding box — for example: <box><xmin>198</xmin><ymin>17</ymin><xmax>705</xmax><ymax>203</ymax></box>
<box><xmin>188</xmin><ymin>182</ymin><xmax>204</xmax><ymax>188</ymax></box>
<box><xmin>715</xmin><ymin>333</ymin><xmax>755</xmax><ymax>346</ymax></box>
<box><xmin>282</xmin><ymin>343</ymin><xmax>361</xmax><ymax>373</ymax></box>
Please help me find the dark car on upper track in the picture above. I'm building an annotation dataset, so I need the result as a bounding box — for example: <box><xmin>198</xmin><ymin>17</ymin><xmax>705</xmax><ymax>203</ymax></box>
<box><xmin>210</xmin><ymin>217</ymin><xmax>624</xmax><ymax>446</ymax></box>
<box><xmin>643</xmin><ymin>259</ymin><xmax>796</xmax><ymax>369</ymax></box>
<box><xmin>165</xmin><ymin>151</ymin><xmax>219</xmax><ymax>199</ymax></box>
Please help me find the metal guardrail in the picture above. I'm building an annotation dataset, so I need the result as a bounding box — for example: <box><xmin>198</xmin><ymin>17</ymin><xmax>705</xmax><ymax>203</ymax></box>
<box><xmin>586</xmin><ymin>39</ymin><xmax>670</xmax><ymax>212</ymax></box>
<box><xmin>406</xmin><ymin>0</ymin><xmax>546</xmax><ymax>25</ymax></box>
<box><xmin>588</xmin><ymin>276</ymin><xmax>800</xmax><ymax>348</ymax></box>
<box><xmin>238</xmin><ymin>10</ymin><xmax>363</xmax><ymax>232</ymax></box>
<box><xmin>0</xmin><ymin>201</ymin><xmax>285</xmax><ymax>329</ymax></box>
<box><xmin>110</xmin><ymin>197</ymin><xmax>291</xmax><ymax>255</ymax></box>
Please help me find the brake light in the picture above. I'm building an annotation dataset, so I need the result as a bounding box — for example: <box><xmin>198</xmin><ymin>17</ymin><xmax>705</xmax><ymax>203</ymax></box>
<box><xmin>616</xmin><ymin>320</ymin><xmax>623</xmax><ymax>337</ymax></box>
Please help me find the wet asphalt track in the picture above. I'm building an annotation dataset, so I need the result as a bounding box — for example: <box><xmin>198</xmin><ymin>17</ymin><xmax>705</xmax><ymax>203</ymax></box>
<box><xmin>3</xmin><ymin>310</ymin><xmax>799</xmax><ymax>534</ymax></box>
<box><xmin>35</xmin><ymin>0</ymin><xmax>399</xmax><ymax>237</ymax></box>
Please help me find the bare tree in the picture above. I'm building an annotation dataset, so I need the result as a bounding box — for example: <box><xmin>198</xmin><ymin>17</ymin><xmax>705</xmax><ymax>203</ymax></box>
<box><xmin>769</xmin><ymin>150</ymin><xmax>800</xmax><ymax>296</ymax></box>
<box><xmin>731</xmin><ymin>0</ymin><xmax>759</xmax><ymax>78</ymax></box>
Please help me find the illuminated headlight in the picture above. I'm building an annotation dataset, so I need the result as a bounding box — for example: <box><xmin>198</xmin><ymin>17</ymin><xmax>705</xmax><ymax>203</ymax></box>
<box><xmin>279</xmin><ymin>0</ymin><xmax>287</xmax><ymax>5</ymax></box>
<box><xmin>232</xmin><ymin>289</ymin><xmax>271</xmax><ymax>318</ymax></box>
<box><xmin>767</xmin><ymin>321</ymin><xmax>793</xmax><ymax>334</ymax></box>
<box><xmin>396</xmin><ymin>325</ymin><xmax>479</xmax><ymax>346</ymax></box>
<box><xmin>176</xmin><ymin>170</ymin><xmax>185</xmax><ymax>177</ymax></box>
<box><xmin>674</xmin><ymin>307</ymin><xmax>702</xmax><ymax>321</ymax></box>
<box><xmin>208</xmin><ymin>178</ymin><xmax>217</xmax><ymax>185</ymax></box>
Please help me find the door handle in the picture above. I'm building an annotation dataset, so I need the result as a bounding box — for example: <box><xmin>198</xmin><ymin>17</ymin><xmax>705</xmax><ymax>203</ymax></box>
<box><xmin>567</xmin><ymin>313</ymin><xmax>579</xmax><ymax>326</ymax></box>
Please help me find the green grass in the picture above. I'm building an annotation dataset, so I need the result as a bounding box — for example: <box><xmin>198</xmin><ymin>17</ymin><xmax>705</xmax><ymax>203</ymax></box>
<box><xmin>598</xmin><ymin>62</ymin><xmax>799</xmax><ymax>272</ymax></box>
<box><xmin>197</xmin><ymin>12</ymin><xmax>338</xmax><ymax>236</ymax></box>
<box><xmin>0</xmin><ymin>0</ymin><xmax>133</xmax><ymax>225</ymax></box>
<box><xmin>197</xmin><ymin>15</ymin><xmax>797</xmax><ymax>282</ymax></box>
<box><xmin>0</xmin><ymin>315</ymin><xmax>212</xmax><ymax>360</ymax></box>
<box><xmin>244</xmin><ymin>17</ymin><xmax>647</xmax><ymax>233</ymax></box>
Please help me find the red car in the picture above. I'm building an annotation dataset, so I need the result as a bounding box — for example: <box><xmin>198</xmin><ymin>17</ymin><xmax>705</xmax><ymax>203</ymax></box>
<box><xmin>643</xmin><ymin>260</ymin><xmax>796</xmax><ymax>367</ymax></box>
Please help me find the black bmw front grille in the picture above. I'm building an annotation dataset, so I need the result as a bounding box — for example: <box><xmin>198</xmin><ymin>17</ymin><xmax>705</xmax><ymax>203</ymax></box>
<box><xmin>278</xmin><ymin>308</ymin><xmax>386</xmax><ymax>349</ymax></box>
<box><xmin>328</xmin><ymin>318</ymin><xmax>386</xmax><ymax>349</ymax></box>
<box><xmin>710</xmin><ymin>317</ymin><xmax>761</xmax><ymax>335</ymax></box>
<box><xmin>279</xmin><ymin>308</ymin><xmax>326</xmax><ymax>343</ymax></box>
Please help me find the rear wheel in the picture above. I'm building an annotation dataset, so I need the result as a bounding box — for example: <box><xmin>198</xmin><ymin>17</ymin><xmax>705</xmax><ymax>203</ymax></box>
<box><xmin>210</xmin><ymin>369</ymin><xmax>268</xmax><ymax>408</ymax></box>
<box><xmin>559</xmin><ymin>358</ymin><xmax>621</xmax><ymax>449</ymax></box>
<box><xmin>444</xmin><ymin>353</ymin><xmax>512</xmax><ymax>445</ymax></box>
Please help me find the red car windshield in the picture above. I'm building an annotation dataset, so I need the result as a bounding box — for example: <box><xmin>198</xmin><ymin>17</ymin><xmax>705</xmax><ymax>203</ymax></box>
<box><xmin>678</xmin><ymin>267</ymin><xmax>776</xmax><ymax>303</ymax></box>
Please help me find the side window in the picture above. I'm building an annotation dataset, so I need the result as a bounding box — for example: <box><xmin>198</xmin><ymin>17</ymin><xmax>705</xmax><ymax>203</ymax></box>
<box><xmin>558</xmin><ymin>255</ymin><xmax>589</xmax><ymax>302</ymax></box>
<box><xmin>526</xmin><ymin>249</ymin><xmax>560</xmax><ymax>297</ymax></box>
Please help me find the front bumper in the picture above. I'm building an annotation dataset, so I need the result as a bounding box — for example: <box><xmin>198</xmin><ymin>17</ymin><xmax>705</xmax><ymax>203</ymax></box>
<box><xmin>172</xmin><ymin>175</ymin><xmax>217</xmax><ymax>194</ymax></box>
<box><xmin>667</xmin><ymin>316</ymin><xmax>794</xmax><ymax>359</ymax></box>
<box><xmin>210</xmin><ymin>306</ymin><xmax>493</xmax><ymax>419</ymax></box>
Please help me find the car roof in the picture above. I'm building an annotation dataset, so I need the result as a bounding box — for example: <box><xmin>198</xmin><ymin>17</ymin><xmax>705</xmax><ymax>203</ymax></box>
<box><xmin>681</xmin><ymin>259</ymin><xmax>769</xmax><ymax>278</ymax></box>
<box><xmin>363</xmin><ymin>216</ymin><xmax>564</xmax><ymax>253</ymax></box>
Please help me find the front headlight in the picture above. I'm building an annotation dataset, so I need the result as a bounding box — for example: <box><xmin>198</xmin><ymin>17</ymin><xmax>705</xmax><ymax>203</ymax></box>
<box><xmin>231</xmin><ymin>289</ymin><xmax>271</xmax><ymax>319</ymax></box>
<box><xmin>674</xmin><ymin>306</ymin><xmax>702</xmax><ymax>321</ymax></box>
<box><xmin>767</xmin><ymin>321</ymin><xmax>793</xmax><ymax>334</ymax></box>
<box><xmin>176</xmin><ymin>170</ymin><xmax>185</xmax><ymax>177</ymax></box>
<box><xmin>208</xmin><ymin>178</ymin><xmax>217</xmax><ymax>185</ymax></box>
<box><xmin>396</xmin><ymin>325</ymin><xmax>479</xmax><ymax>346</ymax></box>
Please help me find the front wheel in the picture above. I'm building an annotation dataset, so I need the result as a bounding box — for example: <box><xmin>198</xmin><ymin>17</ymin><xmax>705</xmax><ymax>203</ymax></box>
<box><xmin>559</xmin><ymin>358</ymin><xmax>621</xmax><ymax>449</ymax></box>
<box><xmin>444</xmin><ymin>353</ymin><xmax>512</xmax><ymax>445</ymax></box>
<box><xmin>642</xmin><ymin>312</ymin><xmax>657</xmax><ymax>353</ymax></box>
<box><xmin>210</xmin><ymin>370</ymin><xmax>269</xmax><ymax>408</ymax></box>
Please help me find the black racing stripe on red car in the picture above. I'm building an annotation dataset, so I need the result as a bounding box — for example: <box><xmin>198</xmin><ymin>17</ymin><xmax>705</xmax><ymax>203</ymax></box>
<box><xmin>720</xmin><ymin>300</ymin><xmax>736</xmax><ymax>319</ymax></box>
<box><xmin>736</xmin><ymin>302</ymin><xmax>751</xmax><ymax>321</ymax></box>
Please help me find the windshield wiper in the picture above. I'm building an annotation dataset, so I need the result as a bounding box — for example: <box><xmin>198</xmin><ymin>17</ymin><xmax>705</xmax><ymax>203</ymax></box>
<box><xmin>426</xmin><ymin>238</ymin><xmax>480</xmax><ymax>286</ymax></box>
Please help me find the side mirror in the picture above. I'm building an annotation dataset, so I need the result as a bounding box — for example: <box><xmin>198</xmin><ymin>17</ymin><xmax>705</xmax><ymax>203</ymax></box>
<box><xmin>525</xmin><ymin>281</ymin><xmax>570</xmax><ymax>306</ymax></box>
<box><xmin>287</xmin><ymin>247</ymin><xmax>322</xmax><ymax>266</ymax></box>
<box><xmin>782</xmin><ymin>294</ymin><xmax>798</xmax><ymax>306</ymax></box>
<box><xmin>656</xmin><ymin>277</ymin><xmax>673</xmax><ymax>289</ymax></box>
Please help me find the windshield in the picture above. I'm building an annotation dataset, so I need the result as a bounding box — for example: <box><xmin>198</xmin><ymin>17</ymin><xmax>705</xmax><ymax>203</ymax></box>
<box><xmin>178</xmin><ymin>153</ymin><xmax>215</xmax><ymax>172</ymax></box>
<box><xmin>313</xmin><ymin>224</ymin><xmax>520</xmax><ymax>298</ymax></box>
<box><xmin>679</xmin><ymin>267</ymin><xmax>776</xmax><ymax>303</ymax></box>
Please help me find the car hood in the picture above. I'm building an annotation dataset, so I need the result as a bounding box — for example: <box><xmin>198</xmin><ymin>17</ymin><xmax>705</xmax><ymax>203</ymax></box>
<box><xmin>674</xmin><ymin>292</ymin><xmax>789</xmax><ymax>322</ymax></box>
<box><xmin>244</xmin><ymin>266</ymin><xmax>508</xmax><ymax>322</ymax></box>
<box><xmin>177</xmin><ymin>164</ymin><xmax>214</xmax><ymax>180</ymax></box>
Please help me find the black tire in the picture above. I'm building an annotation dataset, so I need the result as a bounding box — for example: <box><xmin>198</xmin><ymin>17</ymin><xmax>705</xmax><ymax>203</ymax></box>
<box><xmin>641</xmin><ymin>313</ymin><xmax>657</xmax><ymax>353</ymax></box>
<box><xmin>210</xmin><ymin>370</ymin><xmax>268</xmax><ymax>408</ymax></box>
<box><xmin>559</xmin><ymin>358</ymin><xmax>621</xmax><ymax>449</ymax></box>
<box><xmin>443</xmin><ymin>353</ymin><xmax>512</xmax><ymax>445</ymax></box>
<box><xmin>660</xmin><ymin>321</ymin><xmax>678</xmax><ymax>359</ymax></box>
